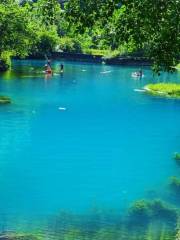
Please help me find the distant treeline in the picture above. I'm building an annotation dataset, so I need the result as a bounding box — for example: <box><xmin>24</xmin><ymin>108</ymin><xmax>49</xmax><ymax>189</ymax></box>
<box><xmin>0</xmin><ymin>0</ymin><xmax>179</xmax><ymax>72</ymax></box>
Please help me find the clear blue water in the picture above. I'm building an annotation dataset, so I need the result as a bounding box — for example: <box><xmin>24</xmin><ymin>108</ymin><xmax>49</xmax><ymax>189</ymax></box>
<box><xmin>0</xmin><ymin>60</ymin><xmax>180</xmax><ymax>230</ymax></box>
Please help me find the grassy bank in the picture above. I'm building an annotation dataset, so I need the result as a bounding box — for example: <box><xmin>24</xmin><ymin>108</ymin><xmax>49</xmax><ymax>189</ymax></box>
<box><xmin>144</xmin><ymin>83</ymin><xmax>180</xmax><ymax>98</ymax></box>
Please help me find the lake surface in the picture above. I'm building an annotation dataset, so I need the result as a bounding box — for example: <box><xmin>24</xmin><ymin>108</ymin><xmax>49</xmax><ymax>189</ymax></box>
<box><xmin>0</xmin><ymin>60</ymin><xmax>180</xmax><ymax>231</ymax></box>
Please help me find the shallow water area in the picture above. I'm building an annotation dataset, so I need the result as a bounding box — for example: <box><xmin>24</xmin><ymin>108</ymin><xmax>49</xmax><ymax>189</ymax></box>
<box><xmin>0</xmin><ymin>60</ymin><xmax>180</xmax><ymax>232</ymax></box>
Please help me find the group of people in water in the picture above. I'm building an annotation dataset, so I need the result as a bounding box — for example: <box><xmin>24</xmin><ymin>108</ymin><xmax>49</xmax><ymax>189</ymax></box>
<box><xmin>44</xmin><ymin>57</ymin><xmax>143</xmax><ymax>79</ymax></box>
<box><xmin>44</xmin><ymin>59</ymin><xmax>64</xmax><ymax>75</ymax></box>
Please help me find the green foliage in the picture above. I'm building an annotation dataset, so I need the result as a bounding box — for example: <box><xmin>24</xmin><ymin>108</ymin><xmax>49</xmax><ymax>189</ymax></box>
<box><xmin>32</xmin><ymin>27</ymin><xmax>60</xmax><ymax>55</ymax></box>
<box><xmin>0</xmin><ymin>2</ymin><xmax>38</xmax><ymax>58</ymax></box>
<box><xmin>65</xmin><ymin>0</ymin><xmax>180</xmax><ymax>72</ymax></box>
<box><xmin>84</xmin><ymin>49</ymin><xmax>109</xmax><ymax>56</ymax></box>
<box><xmin>145</xmin><ymin>83</ymin><xmax>180</xmax><ymax>98</ymax></box>
<box><xmin>118</xmin><ymin>0</ymin><xmax>179</xmax><ymax>72</ymax></box>
<box><xmin>65</xmin><ymin>0</ymin><xmax>119</xmax><ymax>31</ymax></box>
<box><xmin>0</xmin><ymin>0</ymin><xmax>62</xmax><ymax>67</ymax></box>
<box><xmin>34</xmin><ymin>0</ymin><xmax>61</xmax><ymax>26</ymax></box>
<box><xmin>58</xmin><ymin>37</ymin><xmax>82</xmax><ymax>53</ymax></box>
<box><xmin>0</xmin><ymin>0</ymin><xmax>179</xmax><ymax>73</ymax></box>
<box><xmin>0</xmin><ymin>51</ymin><xmax>11</xmax><ymax>66</ymax></box>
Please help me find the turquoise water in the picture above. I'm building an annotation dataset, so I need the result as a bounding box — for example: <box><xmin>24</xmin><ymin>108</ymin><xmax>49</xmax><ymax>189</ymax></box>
<box><xmin>0</xmin><ymin>60</ymin><xmax>180</xmax><ymax>230</ymax></box>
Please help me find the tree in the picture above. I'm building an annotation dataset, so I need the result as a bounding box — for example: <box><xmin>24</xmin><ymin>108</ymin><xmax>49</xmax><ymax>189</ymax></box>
<box><xmin>31</xmin><ymin>26</ymin><xmax>60</xmax><ymax>56</ymax></box>
<box><xmin>0</xmin><ymin>1</ymin><xmax>39</xmax><ymax>69</ymax></box>
<box><xmin>35</xmin><ymin>0</ymin><xmax>61</xmax><ymax>26</ymax></box>
<box><xmin>65</xmin><ymin>0</ymin><xmax>180</xmax><ymax>72</ymax></box>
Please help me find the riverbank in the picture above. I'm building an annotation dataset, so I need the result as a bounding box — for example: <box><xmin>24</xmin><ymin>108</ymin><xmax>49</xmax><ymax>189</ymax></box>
<box><xmin>27</xmin><ymin>52</ymin><xmax>152</xmax><ymax>67</ymax></box>
<box><xmin>145</xmin><ymin>83</ymin><xmax>180</xmax><ymax>98</ymax></box>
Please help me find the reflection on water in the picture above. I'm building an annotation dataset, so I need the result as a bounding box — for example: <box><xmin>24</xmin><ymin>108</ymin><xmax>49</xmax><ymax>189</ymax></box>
<box><xmin>0</xmin><ymin>60</ymin><xmax>180</xmax><ymax>238</ymax></box>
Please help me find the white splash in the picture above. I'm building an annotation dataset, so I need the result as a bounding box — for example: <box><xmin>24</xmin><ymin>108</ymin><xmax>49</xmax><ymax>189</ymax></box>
<box><xmin>100</xmin><ymin>70</ymin><xmax>112</xmax><ymax>74</ymax></box>
<box><xmin>134</xmin><ymin>89</ymin><xmax>146</xmax><ymax>92</ymax></box>
<box><xmin>59</xmin><ymin>107</ymin><xmax>67</xmax><ymax>111</ymax></box>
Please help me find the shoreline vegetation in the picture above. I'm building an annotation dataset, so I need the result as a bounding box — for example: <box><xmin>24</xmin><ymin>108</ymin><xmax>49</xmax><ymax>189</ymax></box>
<box><xmin>13</xmin><ymin>53</ymin><xmax>180</xmax><ymax>69</ymax></box>
<box><xmin>26</xmin><ymin>52</ymin><xmax>152</xmax><ymax>66</ymax></box>
<box><xmin>0</xmin><ymin>0</ymin><xmax>179</xmax><ymax>73</ymax></box>
<box><xmin>144</xmin><ymin>83</ymin><xmax>180</xmax><ymax>99</ymax></box>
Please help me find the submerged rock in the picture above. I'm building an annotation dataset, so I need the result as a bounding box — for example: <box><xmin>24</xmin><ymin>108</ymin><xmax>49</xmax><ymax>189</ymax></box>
<box><xmin>0</xmin><ymin>96</ymin><xmax>11</xmax><ymax>104</ymax></box>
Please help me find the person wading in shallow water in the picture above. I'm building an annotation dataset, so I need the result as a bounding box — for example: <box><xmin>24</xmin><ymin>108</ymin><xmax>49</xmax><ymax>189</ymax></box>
<box><xmin>44</xmin><ymin>55</ymin><xmax>53</xmax><ymax>74</ymax></box>
<box><xmin>44</xmin><ymin>55</ymin><xmax>52</xmax><ymax>73</ymax></box>
<box><xmin>44</xmin><ymin>64</ymin><xmax>52</xmax><ymax>74</ymax></box>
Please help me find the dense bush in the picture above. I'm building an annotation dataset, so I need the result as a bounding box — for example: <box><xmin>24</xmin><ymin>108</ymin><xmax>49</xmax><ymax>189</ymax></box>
<box><xmin>58</xmin><ymin>37</ymin><xmax>82</xmax><ymax>53</ymax></box>
<box><xmin>31</xmin><ymin>27</ymin><xmax>60</xmax><ymax>56</ymax></box>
